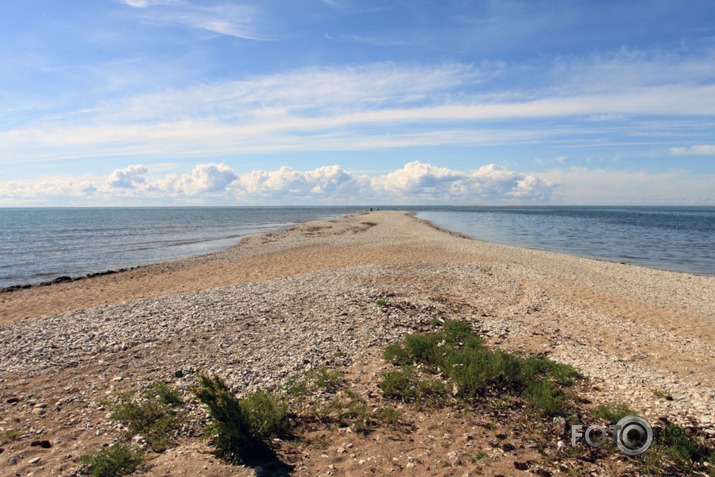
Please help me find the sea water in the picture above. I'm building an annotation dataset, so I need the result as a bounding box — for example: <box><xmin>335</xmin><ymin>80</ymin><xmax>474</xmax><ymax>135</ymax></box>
<box><xmin>1</xmin><ymin>206</ymin><xmax>713</xmax><ymax>288</ymax></box>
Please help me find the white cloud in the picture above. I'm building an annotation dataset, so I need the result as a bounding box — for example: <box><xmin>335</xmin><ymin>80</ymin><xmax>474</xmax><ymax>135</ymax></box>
<box><xmin>371</xmin><ymin>161</ymin><xmax>553</xmax><ymax>201</ymax></box>
<box><xmin>107</xmin><ymin>164</ymin><xmax>148</xmax><ymax>189</ymax></box>
<box><xmin>0</xmin><ymin>161</ymin><xmax>556</xmax><ymax>205</ymax></box>
<box><xmin>4</xmin><ymin>161</ymin><xmax>713</xmax><ymax>206</ymax></box>
<box><xmin>118</xmin><ymin>0</ymin><xmax>266</xmax><ymax>40</ymax></box>
<box><xmin>152</xmin><ymin>162</ymin><xmax>238</xmax><ymax>195</ymax></box>
<box><xmin>236</xmin><ymin>164</ymin><xmax>368</xmax><ymax>199</ymax></box>
<box><xmin>669</xmin><ymin>145</ymin><xmax>715</xmax><ymax>156</ymax></box>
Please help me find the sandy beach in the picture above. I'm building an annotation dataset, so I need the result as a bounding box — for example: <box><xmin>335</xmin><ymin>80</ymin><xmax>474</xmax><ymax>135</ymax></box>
<box><xmin>1</xmin><ymin>210</ymin><xmax>713</xmax><ymax>476</ymax></box>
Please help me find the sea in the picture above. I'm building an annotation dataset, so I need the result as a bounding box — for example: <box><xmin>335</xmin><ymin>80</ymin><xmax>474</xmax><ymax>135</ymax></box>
<box><xmin>1</xmin><ymin>206</ymin><xmax>713</xmax><ymax>288</ymax></box>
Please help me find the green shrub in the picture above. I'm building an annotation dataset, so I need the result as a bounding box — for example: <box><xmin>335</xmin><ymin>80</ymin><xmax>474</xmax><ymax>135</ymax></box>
<box><xmin>376</xmin><ymin>300</ymin><xmax>387</xmax><ymax>306</ymax></box>
<box><xmin>383</xmin><ymin>343</ymin><xmax>410</xmax><ymax>366</ymax></box>
<box><xmin>111</xmin><ymin>387</ymin><xmax>180</xmax><ymax>452</ymax></box>
<box><xmin>240</xmin><ymin>390</ymin><xmax>289</xmax><ymax>439</ymax></box>
<box><xmin>378</xmin><ymin>366</ymin><xmax>446</xmax><ymax>406</ymax></box>
<box><xmin>524</xmin><ymin>380</ymin><xmax>565</xmax><ymax>415</ymax></box>
<box><xmin>192</xmin><ymin>375</ymin><xmax>273</xmax><ymax>465</ymax></box>
<box><xmin>381</xmin><ymin>320</ymin><xmax>581</xmax><ymax>415</ymax></box>
<box><xmin>379</xmin><ymin>367</ymin><xmax>419</xmax><ymax>402</ymax></box>
<box><xmin>373</xmin><ymin>407</ymin><xmax>401</xmax><ymax>426</ymax></box>
<box><xmin>81</xmin><ymin>443</ymin><xmax>143</xmax><ymax>477</ymax></box>
<box><xmin>310</xmin><ymin>367</ymin><xmax>344</xmax><ymax>392</ymax></box>
<box><xmin>148</xmin><ymin>381</ymin><xmax>183</xmax><ymax>406</ymax></box>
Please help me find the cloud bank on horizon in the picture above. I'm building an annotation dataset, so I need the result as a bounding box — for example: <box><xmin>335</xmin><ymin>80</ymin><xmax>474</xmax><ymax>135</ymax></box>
<box><xmin>0</xmin><ymin>161</ymin><xmax>554</xmax><ymax>205</ymax></box>
<box><xmin>0</xmin><ymin>0</ymin><xmax>714</xmax><ymax>205</ymax></box>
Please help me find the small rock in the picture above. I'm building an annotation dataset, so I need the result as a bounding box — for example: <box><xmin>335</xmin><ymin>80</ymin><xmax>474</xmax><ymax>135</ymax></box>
<box><xmin>447</xmin><ymin>451</ymin><xmax>460</xmax><ymax>465</ymax></box>
<box><xmin>28</xmin><ymin>457</ymin><xmax>41</xmax><ymax>464</ymax></box>
<box><xmin>31</xmin><ymin>440</ymin><xmax>52</xmax><ymax>449</ymax></box>
<box><xmin>336</xmin><ymin>447</ymin><xmax>346</xmax><ymax>454</ymax></box>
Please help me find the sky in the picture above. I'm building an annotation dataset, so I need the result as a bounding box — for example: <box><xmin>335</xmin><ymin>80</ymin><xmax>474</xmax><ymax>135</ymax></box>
<box><xmin>1</xmin><ymin>0</ymin><xmax>714</xmax><ymax>206</ymax></box>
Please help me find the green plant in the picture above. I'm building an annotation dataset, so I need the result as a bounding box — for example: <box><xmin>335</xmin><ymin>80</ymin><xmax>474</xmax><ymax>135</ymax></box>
<box><xmin>148</xmin><ymin>381</ymin><xmax>183</xmax><ymax>406</ymax></box>
<box><xmin>383</xmin><ymin>343</ymin><xmax>410</xmax><ymax>366</ymax></box>
<box><xmin>652</xmin><ymin>389</ymin><xmax>673</xmax><ymax>400</ymax></box>
<box><xmin>475</xmin><ymin>451</ymin><xmax>488</xmax><ymax>460</ymax></box>
<box><xmin>1</xmin><ymin>429</ymin><xmax>21</xmax><ymax>444</ymax></box>
<box><xmin>378</xmin><ymin>366</ymin><xmax>446</xmax><ymax>406</ymax></box>
<box><xmin>640</xmin><ymin>424</ymin><xmax>715</xmax><ymax>476</ymax></box>
<box><xmin>379</xmin><ymin>366</ymin><xmax>419</xmax><ymax>402</ymax></box>
<box><xmin>429</xmin><ymin>318</ymin><xmax>442</xmax><ymax>327</ymax></box>
<box><xmin>373</xmin><ymin>406</ymin><xmax>401</xmax><ymax>427</ymax></box>
<box><xmin>592</xmin><ymin>402</ymin><xmax>636</xmax><ymax>424</ymax></box>
<box><xmin>309</xmin><ymin>367</ymin><xmax>344</xmax><ymax>392</ymax></box>
<box><xmin>240</xmin><ymin>390</ymin><xmax>289</xmax><ymax>439</ymax></box>
<box><xmin>192</xmin><ymin>375</ymin><xmax>273</xmax><ymax>465</ymax></box>
<box><xmin>81</xmin><ymin>443</ymin><xmax>143</xmax><ymax>477</ymax></box>
<box><xmin>376</xmin><ymin>299</ymin><xmax>388</xmax><ymax>306</ymax></box>
<box><xmin>381</xmin><ymin>320</ymin><xmax>581</xmax><ymax>415</ymax></box>
<box><xmin>286</xmin><ymin>374</ymin><xmax>308</xmax><ymax>396</ymax></box>
<box><xmin>111</xmin><ymin>385</ymin><xmax>180</xmax><ymax>452</ymax></box>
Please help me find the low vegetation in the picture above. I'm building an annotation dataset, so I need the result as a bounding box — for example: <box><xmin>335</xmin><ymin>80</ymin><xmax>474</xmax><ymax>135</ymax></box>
<box><xmin>191</xmin><ymin>375</ymin><xmax>283</xmax><ymax>465</ymax></box>
<box><xmin>74</xmin><ymin>320</ymin><xmax>713</xmax><ymax>476</ymax></box>
<box><xmin>80</xmin><ymin>443</ymin><xmax>143</xmax><ymax>477</ymax></box>
<box><xmin>382</xmin><ymin>320</ymin><xmax>581</xmax><ymax>415</ymax></box>
<box><xmin>111</xmin><ymin>381</ymin><xmax>183</xmax><ymax>452</ymax></box>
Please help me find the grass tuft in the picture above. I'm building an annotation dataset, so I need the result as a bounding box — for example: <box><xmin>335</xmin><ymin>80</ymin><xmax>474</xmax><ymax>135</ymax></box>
<box><xmin>381</xmin><ymin>320</ymin><xmax>581</xmax><ymax>415</ymax></box>
<box><xmin>81</xmin><ymin>443</ymin><xmax>143</xmax><ymax>477</ymax></box>
<box><xmin>592</xmin><ymin>402</ymin><xmax>636</xmax><ymax>424</ymax></box>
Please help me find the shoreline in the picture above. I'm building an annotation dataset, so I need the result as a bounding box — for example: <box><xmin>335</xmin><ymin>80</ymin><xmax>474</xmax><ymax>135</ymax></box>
<box><xmin>2</xmin><ymin>207</ymin><xmax>711</xmax><ymax>296</ymax></box>
<box><xmin>0</xmin><ymin>210</ymin><xmax>713</xmax><ymax>475</ymax></box>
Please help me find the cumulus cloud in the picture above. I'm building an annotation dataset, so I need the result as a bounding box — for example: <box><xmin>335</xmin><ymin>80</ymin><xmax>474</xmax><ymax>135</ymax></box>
<box><xmin>371</xmin><ymin>161</ymin><xmax>553</xmax><ymax>201</ymax></box>
<box><xmin>669</xmin><ymin>145</ymin><xmax>715</xmax><ymax>156</ymax></box>
<box><xmin>0</xmin><ymin>161</ymin><xmax>557</xmax><ymax>205</ymax></box>
<box><xmin>148</xmin><ymin>162</ymin><xmax>237</xmax><ymax>196</ymax></box>
<box><xmin>106</xmin><ymin>164</ymin><xmax>148</xmax><ymax>188</ymax></box>
<box><xmin>236</xmin><ymin>164</ymin><xmax>367</xmax><ymax>199</ymax></box>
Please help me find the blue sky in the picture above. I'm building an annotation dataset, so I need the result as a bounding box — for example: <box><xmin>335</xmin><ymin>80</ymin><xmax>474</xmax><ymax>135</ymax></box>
<box><xmin>1</xmin><ymin>0</ymin><xmax>714</xmax><ymax>205</ymax></box>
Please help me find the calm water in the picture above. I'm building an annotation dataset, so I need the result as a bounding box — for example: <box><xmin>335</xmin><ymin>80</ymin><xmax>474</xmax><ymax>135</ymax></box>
<box><xmin>413</xmin><ymin>206</ymin><xmax>715</xmax><ymax>277</ymax></box>
<box><xmin>1</xmin><ymin>206</ymin><xmax>713</xmax><ymax>288</ymax></box>
<box><xmin>0</xmin><ymin>207</ymin><xmax>366</xmax><ymax>288</ymax></box>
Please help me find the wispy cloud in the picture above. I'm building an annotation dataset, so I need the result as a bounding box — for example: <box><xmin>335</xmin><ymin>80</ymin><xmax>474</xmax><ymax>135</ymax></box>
<box><xmin>325</xmin><ymin>33</ymin><xmax>412</xmax><ymax>47</ymax></box>
<box><xmin>118</xmin><ymin>0</ymin><xmax>268</xmax><ymax>40</ymax></box>
<box><xmin>669</xmin><ymin>145</ymin><xmax>715</xmax><ymax>155</ymax></box>
<box><xmin>1</xmin><ymin>53</ymin><xmax>714</xmax><ymax>164</ymax></box>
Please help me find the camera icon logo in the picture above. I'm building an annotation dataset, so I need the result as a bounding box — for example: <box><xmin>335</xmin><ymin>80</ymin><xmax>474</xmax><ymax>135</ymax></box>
<box><xmin>571</xmin><ymin>415</ymin><xmax>654</xmax><ymax>456</ymax></box>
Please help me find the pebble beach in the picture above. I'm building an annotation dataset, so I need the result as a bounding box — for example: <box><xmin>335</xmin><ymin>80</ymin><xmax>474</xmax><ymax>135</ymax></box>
<box><xmin>0</xmin><ymin>210</ymin><xmax>713</xmax><ymax>476</ymax></box>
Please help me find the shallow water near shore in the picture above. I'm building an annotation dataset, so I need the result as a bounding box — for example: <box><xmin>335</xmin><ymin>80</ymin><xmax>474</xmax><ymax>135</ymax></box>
<box><xmin>0</xmin><ymin>206</ymin><xmax>367</xmax><ymax>288</ymax></box>
<box><xmin>413</xmin><ymin>206</ymin><xmax>715</xmax><ymax>277</ymax></box>
<box><xmin>1</xmin><ymin>205</ymin><xmax>713</xmax><ymax>288</ymax></box>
